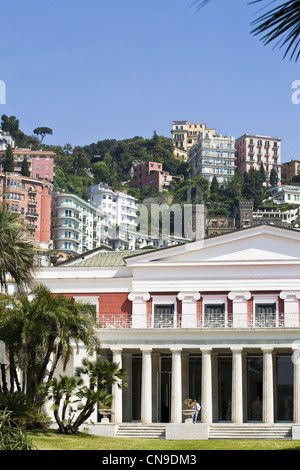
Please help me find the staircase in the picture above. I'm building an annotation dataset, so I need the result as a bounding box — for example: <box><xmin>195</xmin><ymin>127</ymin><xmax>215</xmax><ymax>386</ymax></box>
<box><xmin>208</xmin><ymin>423</ymin><xmax>292</xmax><ymax>439</ymax></box>
<box><xmin>116</xmin><ymin>424</ymin><xmax>166</xmax><ymax>439</ymax></box>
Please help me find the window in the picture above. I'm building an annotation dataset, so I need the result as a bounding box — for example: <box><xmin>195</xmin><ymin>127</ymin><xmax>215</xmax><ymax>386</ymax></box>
<box><xmin>204</xmin><ymin>304</ymin><xmax>225</xmax><ymax>327</ymax></box>
<box><xmin>154</xmin><ymin>304</ymin><xmax>174</xmax><ymax>328</ymax></box>
<box><xmin>255</xmin><ymin>303</ymin><xmax>276</xmax><ymax>327</ymax></box>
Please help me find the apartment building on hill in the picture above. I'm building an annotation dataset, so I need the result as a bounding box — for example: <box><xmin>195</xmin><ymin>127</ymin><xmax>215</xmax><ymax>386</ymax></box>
<box><xmin>0</xmin><ymin>172</ymin><xmax>53</xmax><ymax>266</ymax></box>
<box><xmin>188</xmin><ymin>130</ymin><xmax>235</xmax><ymax>184</ymax></box>
<box><xmin>0</xmin><ymin>147</ymin><xmax>55</xmax><ymax>181</ymax></box>
<box><xmin>171</xmin><ymin>120</ymin><xmax>216</xmax><ymax>160</ymax></box>
<box><xmin>235</xmin><ymin>134</ymin><xmax>281</xmax><ymax>186</ymax></box>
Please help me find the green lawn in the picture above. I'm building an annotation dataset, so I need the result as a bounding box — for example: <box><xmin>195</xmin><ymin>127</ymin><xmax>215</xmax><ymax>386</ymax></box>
<box><xmin>29</xmin><ymin>430</ymin><xmax>300</xmax><ymax>451</ymax></box>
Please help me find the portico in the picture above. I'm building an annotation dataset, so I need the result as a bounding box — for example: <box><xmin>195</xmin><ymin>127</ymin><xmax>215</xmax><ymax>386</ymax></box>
<box><xmin>36</xmin><ymin>225</ymin><xmax>300</xmax><ymax>437</ymax></box>
<box><xmin>95</xmin><ymin>337</ymin><xmax>298</xmax><ymax>425</ymax></box>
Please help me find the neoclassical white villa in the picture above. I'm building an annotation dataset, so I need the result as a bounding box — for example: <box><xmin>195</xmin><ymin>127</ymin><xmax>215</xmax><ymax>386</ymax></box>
<box><xmin>36</xmin><ymin>224</ymin><xmax>300</xmax><ymax>439</ymax></box>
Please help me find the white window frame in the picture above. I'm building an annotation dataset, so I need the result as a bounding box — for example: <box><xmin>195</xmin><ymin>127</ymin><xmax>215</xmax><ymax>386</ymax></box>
<box><xmin>253</xmin><ymin>295</ymin><xmax>278</xmax><ymax>327</ymax></box>
<box><xmin>151</xmin><ymin>295</ymin><xmax>177</xmax><ymax>328</ymax></box>
<box><xmin>202</xmin><ymin>295</ymin><xmax>227</xmax><ymax>328</ymax></box>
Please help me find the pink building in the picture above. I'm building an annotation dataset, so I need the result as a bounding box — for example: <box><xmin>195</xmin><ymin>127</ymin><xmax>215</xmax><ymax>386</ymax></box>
<box><xmin>129</xmin><ymin>161</ymin><xmax>179</xmax><ymax>192</ymax></box>
<box><xmin>235</xmin><ymin>134</ymin><xmax>281</xmax><ymax>186</ymax></box>
<box><xmin>0</xmin><ymin>172</ymin><xmax>53</xmax><ymax>245</ymax></box>
<box><xmin>0</xmin><ymin>148</ymin><xmax>55</xmax><ymax>181</ymax></box>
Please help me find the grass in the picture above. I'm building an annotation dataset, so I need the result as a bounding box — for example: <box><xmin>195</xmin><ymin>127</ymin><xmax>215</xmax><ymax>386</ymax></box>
<box><xmin>29</xmin><ymin>430</ymin><xmax>300</xmax><ymax>451</ymax></box>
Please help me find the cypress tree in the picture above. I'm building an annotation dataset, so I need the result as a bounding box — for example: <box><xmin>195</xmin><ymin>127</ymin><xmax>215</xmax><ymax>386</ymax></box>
<box><xmin>3</xmin><ymin>145</ymin><xmax>15</xmax><ymax>173</ymax></box>
<box><xmin>21</xmin><ymin>156</ymin><xmax>30</xmax><ymax>177</ymax></box>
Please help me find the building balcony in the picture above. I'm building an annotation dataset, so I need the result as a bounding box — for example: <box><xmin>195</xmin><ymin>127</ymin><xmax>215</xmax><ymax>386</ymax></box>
<box><xmin>52</xmin><ymin>224</ymin><xmax>81</xmax><ymax>233</ymax></box>
<box><xmin>98</xmin><ymin>312</ymin><xmax>299</xmax><ymax>329</ymax></box>
<box><xmin>52</xmin><ymin>214</ymin><xmax>80</xmax><ymax>222</ymax></box>
<box><xmin>26</xmin><ymin>211</ymin><xmax>38</xmax><ymax>218</ymax></box>
<box><xmin>28</xmin><ymin>199</ymin><xmax>37</xmax><ymax>206</ymax></box>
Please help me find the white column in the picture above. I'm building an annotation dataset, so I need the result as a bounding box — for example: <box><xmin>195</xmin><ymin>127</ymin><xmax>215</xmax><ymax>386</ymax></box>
<box><xmin>231</xmin><ymin>347</ymin><xmax>243</xmax><ymax>424</ymax></box>
<box><xmin>279</xmin><ymin>291</ymin><xmax>300</xmax><ymax>327</ymax></box>
<box><xmin>112</xmin><ymin>349</ymin><xmax>123</xmax><ymax>423</ymax></box>
<box><xmin>228</xmin><ymin>291</ymin><xmax>251</xmax><ymax>328</ymax></box>
<box><xmin>201</xmin><ymin>347</ymin><xmax>213</xmax><ymax>423</ymax></box>
<box><xmin>141</xmin><ymin>348</ymin><xmax>152</xmax><ymax>423</ymax></box>
<box><xmin>128</xmin><ymin>292</ymin><xmax>150</xmax><ymax>328</ymax></box>
<box><xmin>177</xmin><ymin>292</ymin><xmax>201</xmax><ymax>328</ymax></box>
<box><xmin>292</xmin><ymin>344</ymin><xmax>300</xmax><ymax>423</ymax></box>
<box><xmin>171</xmin><ymin>348</ymin><xmax>182</xmax><ymax>423</ymax></box>
<box><xmin>262</xmin><ymin>348</ymin><xmax>274</xmax><ymax>424</ymax></box>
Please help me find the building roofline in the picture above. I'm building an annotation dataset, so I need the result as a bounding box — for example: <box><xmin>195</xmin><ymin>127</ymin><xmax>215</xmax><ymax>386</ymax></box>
<box><xmin>236</xmin><ymin>134</ymin><xmax>282</xmax><ymax>141</ymax></box>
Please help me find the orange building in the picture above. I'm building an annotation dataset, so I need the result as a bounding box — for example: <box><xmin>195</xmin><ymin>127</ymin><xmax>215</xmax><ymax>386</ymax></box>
<box><xmin>0</xmin><ymin>172</ymin><xmax>53</xmax><ymax>265</ymax></box>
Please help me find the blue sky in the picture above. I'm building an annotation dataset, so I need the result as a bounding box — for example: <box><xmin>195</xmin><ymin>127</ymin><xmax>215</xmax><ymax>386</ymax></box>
<box><xmin>1</xmin><ymin>0</ymin><xmax>299</xmax><ymax>162</ymax></box>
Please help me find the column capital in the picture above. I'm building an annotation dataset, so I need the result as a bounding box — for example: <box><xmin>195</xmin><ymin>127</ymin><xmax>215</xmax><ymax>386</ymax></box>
<box><xmin>177</xmin><ymin>292</ymin><xmax>201</xmax><ymax>301</ymax></box>
<box><xmin>279</xmin><ymin>291</ymin><xmax>300</xmax><ymax>300</ymax></box>
<box><xmin>128</xmin><ymin>292</ymin><xmax>151</xmax><ymax>302</ymax></box>
<box><xmin>228</xmin><ymin>291</ymin><xmax>251</xmax><ymax>301</ymax></box>
<box><xmin>140</xmin><ymin>347</ymin><xmax>153</xmax><ymax>353</ymax></box>
<box><xmin>170</xmin><ymin>347</ymin><xmax>182</xmax><ymax>353</ymax></box>
<box><xmin>111</xmin><ymin>348</ymin><xmax>123</xmax><ymax>353</ymax></box>
<box><xmin>261</xmin><ymin>347</ymin><xmax>274</xmax><ymax>353</ymax></box>
<box><xmin>231</xmin><ymin>346</ymin><xmax>244</xmax><ymax>353</ymax></box>
<box><xmin>200</xmin><ymin>346</ymin><xmax>212</xmax><ymax>353</ymax></box>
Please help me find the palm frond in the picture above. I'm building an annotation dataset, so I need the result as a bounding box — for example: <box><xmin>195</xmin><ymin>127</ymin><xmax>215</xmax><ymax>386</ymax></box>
<box><xmin>192</xmin><ymin>0</ymin><xmax>300</xmax><ymax>61</ymax></box>
<box><xmin>250</xmin><ymin>0</ymin><xmax>300</xmax><ymax>61</ymax></box>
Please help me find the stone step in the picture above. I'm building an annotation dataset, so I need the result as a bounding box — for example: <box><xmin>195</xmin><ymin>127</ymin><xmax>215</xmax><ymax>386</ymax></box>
<box><xmin>209</xmin><ymin>424</ymin><xmax>292</xmax><ymax>439</ymax></box>
<box><xmin>116</xmin><ymin>424</ymin><xmax>166</xmax><ymax>439</ymax></box>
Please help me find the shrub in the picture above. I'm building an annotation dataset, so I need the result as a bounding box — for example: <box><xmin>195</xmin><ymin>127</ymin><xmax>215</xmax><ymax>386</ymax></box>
<box><xmin>0</xmin><ymin>409</ymin><xmax>35</xmax><ymax>450</ymax></box>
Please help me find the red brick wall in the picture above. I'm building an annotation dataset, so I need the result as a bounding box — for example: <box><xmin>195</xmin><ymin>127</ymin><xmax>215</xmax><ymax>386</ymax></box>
<box><xmin>99</xmin><ymin>293</ymin><xmax>132</xmax><ymax>327</ymax></box>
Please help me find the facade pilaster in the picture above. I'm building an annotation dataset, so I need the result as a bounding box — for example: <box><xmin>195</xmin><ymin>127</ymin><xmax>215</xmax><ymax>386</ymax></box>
<box><xmin>279</xmin><ymin>291</ymin><xmax>300</xmax><ymax>327</ymax></box>
<box><xmin>171</xmin><ymin>348</ymin><xmax>182</xmax><ymax>424</ymax></box>
<box><xmin>201</xmin><ymin>347</ymin><xmax>213</xmax><ymax>423</ymax></box>
<box><xmin>141</xmin><ymin>348</ymin><xmax>152</xmax><ymax>423</ymax></box>
<box><xmin>128</xmin><ymin>292</ymin><xmax>150</xmax><ymax>328</ymax></box>
<box><xmin>262</xmin><ymin>348</ymin><xmax>274</xmax><ymax>424</ymax></box>
<box><xmin>228</xmin><ymin>291</ymin><xmax>251</xmax><ymax>328</ymax></box>
<box><xmin>177</xmin><ymin>292</ymin><xmax>201</xmax><ymax>328</ymax></box>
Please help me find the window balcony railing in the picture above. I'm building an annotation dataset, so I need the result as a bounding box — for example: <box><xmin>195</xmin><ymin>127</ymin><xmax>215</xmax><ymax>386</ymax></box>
<box><xmin>98</xmin><ymin>312</ymin><xmax>300</xmax><ymax>329</ymax></box>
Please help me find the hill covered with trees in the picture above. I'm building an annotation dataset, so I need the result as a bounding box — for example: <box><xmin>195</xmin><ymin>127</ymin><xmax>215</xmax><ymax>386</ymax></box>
<box><xmin>0</xmin><ymin>114</ymin><xmax>287</xmax><ymax>216</ymax></box>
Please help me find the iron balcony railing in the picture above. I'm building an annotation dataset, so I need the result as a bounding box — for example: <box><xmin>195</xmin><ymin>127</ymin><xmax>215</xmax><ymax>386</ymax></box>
<box><xmin>98</xmin><ymin>312</ymin><xmax>300</xmax><ymax>329</ymax></box>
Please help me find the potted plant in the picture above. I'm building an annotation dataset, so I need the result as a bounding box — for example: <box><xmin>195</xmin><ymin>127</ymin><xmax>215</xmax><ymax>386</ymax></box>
<box><xmin>99</xmin><ymin>400</ymin><xmax>113</xmax><ymax>424</ymax></box>
<box><xmin>182</xmin><ymin>399</ymin><xmax>195</xmax><ymax>423</ymax></box>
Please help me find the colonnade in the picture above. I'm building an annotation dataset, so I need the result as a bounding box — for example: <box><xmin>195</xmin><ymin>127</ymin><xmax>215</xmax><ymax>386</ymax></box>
<box><xmin>109</xmin><ymin>346</ymin><xmax>300</xmax><ymax>424</ymax></box>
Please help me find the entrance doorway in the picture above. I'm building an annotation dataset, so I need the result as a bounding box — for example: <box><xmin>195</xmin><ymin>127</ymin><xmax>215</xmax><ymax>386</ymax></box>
<box><xmin>157</xmin><ymin>357</ymin><xmax>172</xmax><ymax>422</ymax></box>
<box><xmin>218</xmin><ymin>356</ymin><xmax>232</xmax><ymax>421</ymax></box>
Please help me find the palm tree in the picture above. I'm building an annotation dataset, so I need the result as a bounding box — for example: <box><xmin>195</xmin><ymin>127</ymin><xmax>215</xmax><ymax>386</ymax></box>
<box><xmin>44</xmin><ymin>358</ymin><xmax>126</xmax><ymax>434</ymax></box>
<box><xmin>0</xmin><ymin>208</ymin><xmax>36</xmax><ymax>292</ymax></box>
<box><xmin>193</xmin><ymin>0</ymin><xmax>300</xmax><ymax>61</ymax></box>
<box><xmin>0</xmin><ymin>285</ymin><xmax>100</xmax><ymax>406</ymax></box>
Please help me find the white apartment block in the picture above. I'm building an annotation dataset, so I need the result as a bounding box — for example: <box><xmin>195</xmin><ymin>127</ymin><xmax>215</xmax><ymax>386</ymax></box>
<box><xmin>266</xmin><ymin>185</ymin><xmax>300</xmax><ymax>205</ymax></box>
<box><xmin>51</xmin><ymin>192</ymin><xmax>108</xmax><ymax>256</ymax></box>
<box><xmin>0</xmin><ymin>130</ymin><xmax>14</xmax><ymax>151</ymax></box>
<box><xmin>87</xmin><ymin>183</ymin><xmax>138</xmax><ymax>233</ymax></box>
<box><xmin>171</xmin><ymin>121</ymin><xmax>216</xmax><ymax>160</ymax></box>
<box><xmin>189</xmin><ymin>131</ymin><xmax>236</xmax><ymax>184</ymax></box>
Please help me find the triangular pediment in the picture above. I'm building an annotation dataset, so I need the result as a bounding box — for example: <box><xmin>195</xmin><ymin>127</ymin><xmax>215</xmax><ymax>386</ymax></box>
<box><xmin>124</xmin><ymin>225</ymin><xmax>300</xmax><ymax>265</ymax></box>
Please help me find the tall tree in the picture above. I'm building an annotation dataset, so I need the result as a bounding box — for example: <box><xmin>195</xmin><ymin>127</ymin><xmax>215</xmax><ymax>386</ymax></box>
<box><xmin>3</xmin><ymin>145</ymin><xmax>15</xmax><ymax>173</ymax></box>
<box><xmin>21</xmin><ymin>157</ymin><xmax>30</xmax><ymax>177</ymax></box>
<box><xmin>270</xmin><ymin>168</ymin><xmax>279</xmax><ymax>187</ymax></box>
<box><xmin>33</xmin><ymin>127</ymin><xmax>53</xmax><ymax>145</ymax></box>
